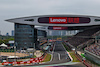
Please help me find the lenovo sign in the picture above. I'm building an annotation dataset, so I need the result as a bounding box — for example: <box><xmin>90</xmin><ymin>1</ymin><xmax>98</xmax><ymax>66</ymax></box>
<box><xmin>49</xmin><ymin>17</ymin><xmax>67</xmax><ymax>24</ymax></box>
<box><xmin>49</xmin><ymin>17</ymin><xmax>79</xmax><ymax>24</ymax></box>
<box><xmin>38</xmin><ymin>17</ymin><xmax>90</xmax><ymax>24</ymax></box>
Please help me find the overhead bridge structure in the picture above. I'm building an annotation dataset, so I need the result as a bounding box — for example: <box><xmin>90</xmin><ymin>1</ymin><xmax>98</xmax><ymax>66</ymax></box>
<box><xmin>6</xmin><ymin>15</ymin><xmax>100</xmax><ymax>26</ymax></box>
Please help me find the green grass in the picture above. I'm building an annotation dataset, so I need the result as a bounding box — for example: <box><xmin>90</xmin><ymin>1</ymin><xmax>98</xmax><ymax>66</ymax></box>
<box><xmin>62</xmin><ymin>42</ymin><xmax>80</xmax><ymax>62</ymax></box>
<box><xmin>40</xmin><ymin>51</ymin><xmax>44</xmax><ymax>53</ymax></box>
<box><xmin>42</xmin><ymin>54</ymin><xmax>51</xmax><ymax>62</ymax></box>
<box><xmin>31</xmin><ymin>55</ymin><xmax>36</xmax><ymax>58</ymax></box>
<box><xmin>69</xmin><ymin>52</ymin><xmax>80</xmax><ymax>62</ymax></box>
<box><xmin>33</xmin><ymin>55</ymin><xmax>36</xmax><ymax>58</ymax></box>
<box><xmin>62</xmin><ymin>43</ymin><xmax>70</xmax><ymax>52</ymax></box>
<box><xmin>81</xmin><ymin>53</ymin><xmax>85</xmax><ymax>58</ymax></box>
<box><xmin>63</xmin><ymin>44</ymin><xmax>70</xmax><ymax>52</ymax></box>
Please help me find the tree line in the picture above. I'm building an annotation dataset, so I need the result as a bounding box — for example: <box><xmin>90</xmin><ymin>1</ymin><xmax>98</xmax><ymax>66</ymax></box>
<box><xmin>0</xmin><ymin>35</ymin><xmax>14</xmax><ymax>44</ymax></box>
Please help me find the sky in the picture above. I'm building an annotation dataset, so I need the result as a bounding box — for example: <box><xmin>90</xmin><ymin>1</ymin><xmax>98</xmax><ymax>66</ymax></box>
<box><xmin>0</xmin><ymin>0</ymin><xmax>100</xmax><ymax>35</ymax></box>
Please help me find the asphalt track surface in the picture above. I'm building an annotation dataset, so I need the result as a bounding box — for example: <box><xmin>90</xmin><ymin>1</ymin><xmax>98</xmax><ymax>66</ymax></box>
<box><xmin>51</xmin><ymin>41</ymin><xmax>71</xmax><ymax>63</ymax></box>
<box><xmin>12</xmin><ymin>41</ymin><xmax>86</xmax><ymax>67</ymax></box>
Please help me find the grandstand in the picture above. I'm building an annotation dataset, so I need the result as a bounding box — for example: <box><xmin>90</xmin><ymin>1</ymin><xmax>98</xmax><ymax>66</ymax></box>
<box><xmin>84</xmin><ymin>44</ymin><xmax>100</xmax><ymax>65</ymax></box>
<box><xmin>66</xmin><ymin>26</ymin><xmax>100</xmax><ymax>65</ymax></box>
<box><xmin>67</xmin><ymin>26</ymin><xmax>100</xmax><ymax>47</ymax></box>
<box><xmin>85</xmin><ymin>44</ymin><xmax>100</xmax><ymax>56</ymax></box>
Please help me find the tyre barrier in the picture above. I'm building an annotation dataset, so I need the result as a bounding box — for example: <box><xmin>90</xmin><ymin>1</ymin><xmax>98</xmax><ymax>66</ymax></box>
<box><xmin>2</xmin><ymin>55</ymin><xmax>45</xmax><ymax>66</ymax></box>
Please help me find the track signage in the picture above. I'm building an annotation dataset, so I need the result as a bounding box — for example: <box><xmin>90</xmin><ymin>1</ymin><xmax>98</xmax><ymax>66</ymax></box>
<box><xmin>49</xmin><ymin>17</ymin><xmax>79</xmax><ymax>24</ymax></box>
<box><xmin>53</xmin><ymin>26</ymin><xmax>62</xmax><ymax>30</ymax></box>
<box><xmin>38</xmin><ymin>17</ymin><xmax>90</xmax><ymax>24</ymax></box>
<box><xmin>48</xmin><ymin>26</ymin><xmax>68</xmax><ymax>30</ymax></box>
<box><xmin>53</xmin><ymin>26</ymin><xmax>68</xmax><ymax>30</ymax></box>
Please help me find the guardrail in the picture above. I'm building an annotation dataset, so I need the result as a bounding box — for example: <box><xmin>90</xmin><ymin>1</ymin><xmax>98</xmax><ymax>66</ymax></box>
<box><xmin>74</xmin><ymin>53</ymin><xmax>92</xmax><ymax>67</ymax></box>
<box><xmin>40</xmin><ymin>41</ymin><xmax>47</xmax><ymax>46</ymax></box>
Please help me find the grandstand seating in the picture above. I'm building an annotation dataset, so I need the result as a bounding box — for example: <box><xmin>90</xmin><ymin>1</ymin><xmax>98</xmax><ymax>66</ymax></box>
<box><xmin>75</xmin><ymin>27</ymin><xmax>100</xmax><ymax>36</ymax></box>
<box><xmin>85</xmin><ymin>44</ymin><xmax>100</xmax><ymax>56</ymax></box>
<box><xmin>68</xmin><ymin>27</ymin><xmax>100</xmax><ymax>47</ymax></box>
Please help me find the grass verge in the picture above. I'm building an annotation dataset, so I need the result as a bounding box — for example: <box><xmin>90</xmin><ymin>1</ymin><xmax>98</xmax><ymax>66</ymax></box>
<box><xmin>42</xmin><ymin>54</ymin><xmax>51</xmax><ymax>62</ymax></box>
<box><xmin>40</xmin><ymin>51</ymin><xmax>44</xmax><ymax>53</ymax></box>
<box><xmin>69</xmin><ymin>52</ymin><xmax>80</xmax><ymax>62</ymax></box>
<box><xmin>34</xmin><ymin>55</ymin><xmax>36</xmax><ymax>58</ymax></box>
<box><xmin>62</xmin><ymin>42</ymin><xmax>80</xmax><ymax>62</ymax></box>
<box><xmin>62</xmin><ymin>42</ymin><xmax>70</xmax><ymax>52</ymax></box>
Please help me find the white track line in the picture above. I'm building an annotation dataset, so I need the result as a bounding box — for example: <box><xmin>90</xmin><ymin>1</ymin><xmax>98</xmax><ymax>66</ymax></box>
<box><xmin>58</xmin><ymin>53</ymin><xmax>60</xmax><ymax>60</ymax></box>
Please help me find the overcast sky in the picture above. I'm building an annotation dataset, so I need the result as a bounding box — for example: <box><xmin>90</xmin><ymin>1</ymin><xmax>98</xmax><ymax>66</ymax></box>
<box><xmin>0</xmin><ymin>0</ymin><xmax>100</xmax><ymax>35</ymax></box>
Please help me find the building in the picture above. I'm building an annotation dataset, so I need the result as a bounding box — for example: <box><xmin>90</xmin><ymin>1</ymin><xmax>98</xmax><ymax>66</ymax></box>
<box><xmin>14</xmin><ymin>23</ymin><xmax>47</xmax><ymax>50</ymax></box>
<box><xmin>15</xmin><ymin>23</ymin><xmax>35</xmax><ymax>50</ymax></box>
<box><xmin>61</xmin><ymin>31</ymin><xmax>66</xmax><ymax>36</ymax></box>
<box><xmin>37</xmin><ymin>30</ymin><xmax>47</xmax><ymax>38</ymax></box>
<box><xmin>35</xmin><ymin>26</ymin><xmax>48</xmax><ymax>36</ymax></box>
<box><xmin>11</xmin><ymin>30</ymin><xmax>14</xmax><ymax>36</ymax></box>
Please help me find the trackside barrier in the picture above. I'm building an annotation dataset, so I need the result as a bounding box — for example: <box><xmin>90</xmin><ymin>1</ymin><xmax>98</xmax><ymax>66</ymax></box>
<box><xmin>2</xmin><ymin>60</ymin><xmax>38</xmax><ymax>66</ymax></box>
<box><xmin>2</xmin><ymin>54</ymin><xmax>47</xmax><ymax>66</ymax></box>
<box><xmin>41</xmin><ymin>54</ymin><xmax>47</xmax><ymax>61</ymax></box>
<box><xmin>2</xmin><ymin>62</ymin><xmax>9</xmax><ymax>65</ymax></box>
<box><xmin>67</xmin><ymin>52</ymin><xmax>73</xmax><ymax>61</ymax></box>
<box><xmin>40</xmin><ymin>41</ymin><xmax>47</xmax><ymax>46</ymax></box>
<box><xmin>74</xmin><ymin>53</ymin><xmax>92</xmax><ymax>67</ymax></box>
<box><xmin>74</xmin><ymin>54</ymin><xmax>82</xmax><ymax>62</ymax></box>
<box><xmin>83</xmin><ymin>61</ymin><xmax>92</xmax><ymax>67</ymax></box>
